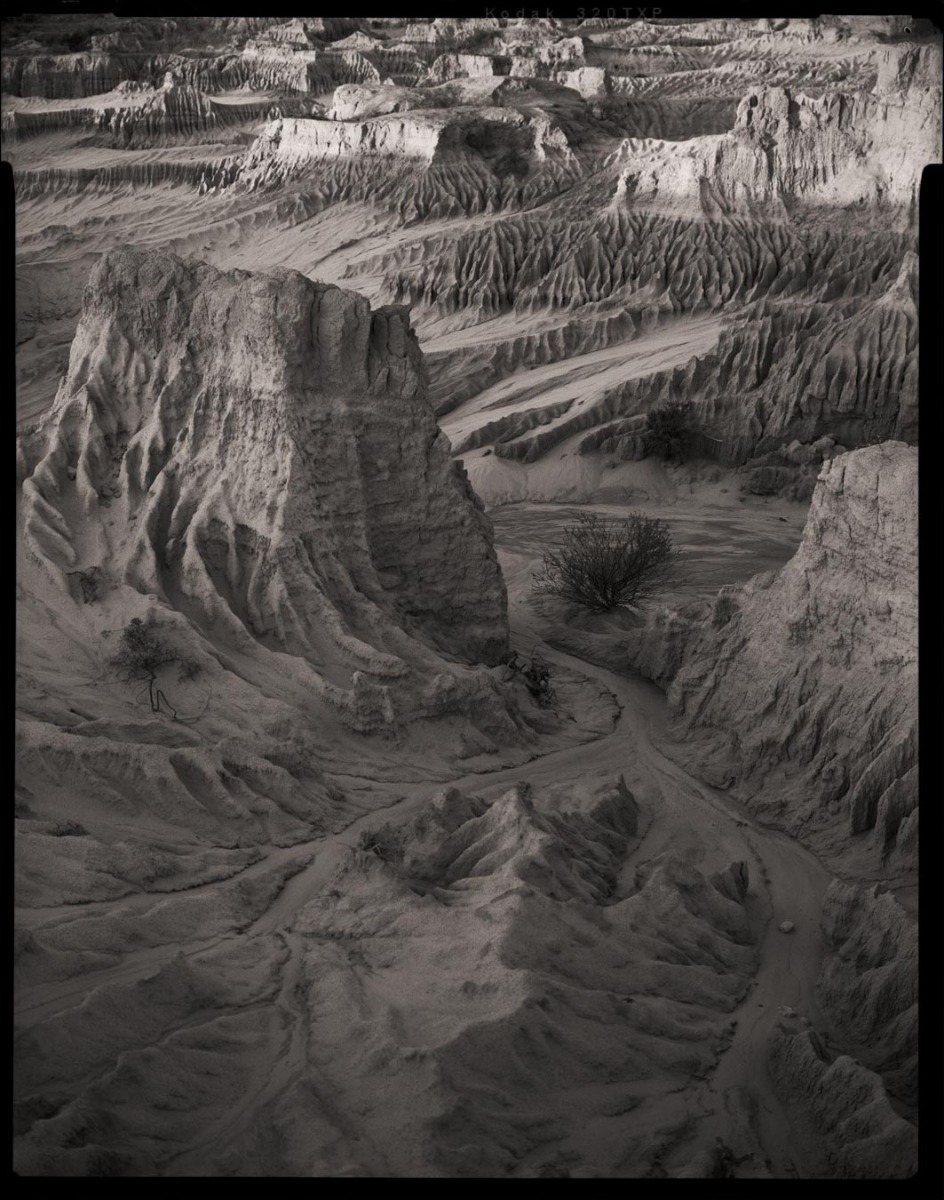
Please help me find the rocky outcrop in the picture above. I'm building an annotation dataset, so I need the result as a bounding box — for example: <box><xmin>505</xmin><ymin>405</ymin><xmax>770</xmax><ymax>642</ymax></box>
<box><xmin>199</xmin><ymin>149</ymin><xmax>580</xmax><ymax>220</ymax></box>
<box><xmin>327</xmin><ymin>83</ymin><xmax>432</xmax><ymax>121</ymax></box>
<box><xmin>402</xmin><ymin>17</ymin><xmax>502</xmax><ymax>47</ymax></box>
<box><xmin>607</xmin><ymin>42</ymin><xmax>941</xmax><ymax>216</ymax></box>
<box><xmin>768</xmin><ymin>871</ymin><xmax>918</xmax><ymax>1176</ymax></box>
<box><xmin>560</xmin><ymin>444</ymin><xmax>918</xmax><ymax>884</ymax></box>
<box><xmin>768</xmin><ymin>1032</ymin><xmax>917</xmax><ymax>1178</ymax></box>
<box><xmin>87</xmin><ymin>79</ymin><xmax>267</xmax><ymax>146</ymax></box>
<box><xmin>233</xmin><ymin>108</ymin><xmax>576</xmax><ymax>188</ymax></box>
<box><xmin>330</xmin><ymin>73</ymin><xmax>589</xmax><ymax>121</ymax></box>
<box><xmin>589</xmin><ymin>19</ymin><xmax>741</xmax><ymax>46</ymax></box>
<box><xmin>504</xmin><ymin>36</ymin><xmax>587</xmax><ymax>71</ymax></box>
<box><xmin>2</xmin><ymin>105</ymin><xmax>95</xmax><ymax>142</ymax></box>
<box><xmin>1</xmin><ymin>44</ymin><xmax>403</xmax><ymax>100</ymax></box>
<box><xmin>666</xmin><ymin>443</ymin><xmax>917</xmax><ymax>879</ymax></box>
<box><xmin>244</xmin><ymin>19</ymin><xmax>322</xmax><ymax>50</ymax></box>
<box><xmin>595</xmin><ymin>44</ymin><xmax>878</xmax><ymax>103</ymax></box>
<box><xmin>236</xmin><ymin>45</ymin><xmax>381</xmax><ymax>92</ymax></box>
<box><xmin>20</xmin><ymin>249</ymin><xmax>514</xmax><ymax>733</ymax></box>
<box><xmin>695</xmin><ymin>253</ymin><xmax>918</xmax><ymax>450</ymax></box>
<box><xmin>488</xmin><ymin>266</ymin><xmax>915</xmax><ymax>464</ymax></box>
<box><xmin>358</xmin><ymin>47</ymin><xmax>430</xmax><ymax>85</ymax></box>
<box><xmin>386</xmin><ymin>199</ymin><xmax>912</xmax><ymax>321</ymax></box>
<box><xmin>816</xmin><ymin>881</ymin><xmax>917</xmax><ymax>1106</ymax></box>
<box><xmin>1</xmin><ymin>52</ymin><xmax>143</xmax><ymax>98</ymax></box>
<box><xmin>427</xmin><ymin>52</ymin><xmax>503</xmax><ymax>83</ymax></box>
<box><xmin>873</xmin><ymin>39</ymin><xmax>941</xmax><ymax>98</ymax></box>
<box><xmin>240</xmin><ymin>112</ymin><xmax>455</xmax><ymax>169</ymax></box>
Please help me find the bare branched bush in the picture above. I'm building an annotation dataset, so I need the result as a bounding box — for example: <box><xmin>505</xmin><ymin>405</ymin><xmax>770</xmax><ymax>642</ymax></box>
<box><xmin>532</xmin><ymin>511</ymin><xmax>679</xmax><ymax>613</ymax></box>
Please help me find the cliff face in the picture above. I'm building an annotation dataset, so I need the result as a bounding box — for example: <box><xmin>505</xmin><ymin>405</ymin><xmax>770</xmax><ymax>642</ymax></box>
<box><xmin>233</xmin><ymin>107</ymin><xmax>576</xmax><ymax>188</ymax></box>
<box><xmin>328</xmin><ymin>83</ymin><xmax>431</xmax><ymax>120</ymax></box>
<box><xmin>609</xmin><ymin>43</ymin><xmax>941</xmax><ymax>217</ymax></box>
<box><xmin>89</xmin><ymin>80</ymin><xmax>242</xmax><ymax>145</ymax></box>
<box><xmin>401</xmin><ymin>16</ymin><xmax>502</xmax><ymax>46</ymax></box>
<box><xmin>21</xmin><ymin>248</ymin><xmax>512</xmax><ymax>727</ymax></box>
<box><xmin>0</xmin><ymin>44</ymin><xmax>413</xmax><ymax>101</ymax></box>
<box><xmin>667</xmin><ymin>442</ymin><xmax>917</xmax><ymax>880</ymax></box>
<box><xmin>571</xmin><ymin>443</ymin><xmax>917</xmax><ymax>883</ymax></box>
<box><xmin>1</xmin><ymin>85</ymin><xmax>321</xmax><ymax>152</ymax></box>
<box><xmin>767</xmin><ymin>1030</ymin><xmax>917</xmax><ymax>1178</ymax></box>
<box><xmin>427</xmin><ymin>52</ymin><xmax>502</xmax><ymax>83</ymax></box>
<box><xmin>1</xmin><ymin>52</ymin><xmax>140</xmax><ymax>98</ymax></box>
<box><xmin>242</xmin><ymin>113</ymin><xmax>455</xmax><ymax>170</ymax></box>
<box><xmin>576</xmin><ymin>441</ymin><xmax>918</xmax><ymax>1176</ymax></box>
<box><xmin>817</xmin><ymin>881</ymin><xmax>917</xmax><ymax>1104</ymax></box>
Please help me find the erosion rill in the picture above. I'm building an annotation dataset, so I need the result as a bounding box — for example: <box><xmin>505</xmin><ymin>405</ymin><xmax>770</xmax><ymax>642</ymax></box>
<box><xmin>11</xmin><ymin>12</ymin><xmax>932</xmax><ymax>1182</ymax></box>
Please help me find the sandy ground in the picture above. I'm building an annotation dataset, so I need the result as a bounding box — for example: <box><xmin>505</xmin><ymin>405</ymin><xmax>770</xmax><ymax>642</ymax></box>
<box><xmin>492</xmin><ymin>495</ymin><xmax>808</xmax><ymax>608</ymax></box>
<box><xmin>441</xmin><ymin>315</ymin><xmax>723</xmax><ymax>448</ymax></box>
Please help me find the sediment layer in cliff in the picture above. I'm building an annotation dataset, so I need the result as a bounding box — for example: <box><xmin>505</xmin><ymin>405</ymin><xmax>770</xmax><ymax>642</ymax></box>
<box><xmin>668</xmin><ymin>443</ymin><xmax>917</xmax><ymax>880</ymax></box>
<box><xmin>20</xmin><ymin>248</ymin><xmax>516</xmax><ymax>734</ymax></box>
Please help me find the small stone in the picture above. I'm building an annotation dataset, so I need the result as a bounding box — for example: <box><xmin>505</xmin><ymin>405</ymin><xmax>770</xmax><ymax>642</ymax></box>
<box><xmin>779</xmin><ymin>920</ymin><xmax>795</xmax><ymax>934</ymax></box>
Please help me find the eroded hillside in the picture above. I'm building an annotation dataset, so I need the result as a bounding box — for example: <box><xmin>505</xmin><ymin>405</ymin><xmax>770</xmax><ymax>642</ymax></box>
<box><xmin>11</xmin><ymin>12</ymin><xmax>930</xmax><ymax>1181</ymax></box>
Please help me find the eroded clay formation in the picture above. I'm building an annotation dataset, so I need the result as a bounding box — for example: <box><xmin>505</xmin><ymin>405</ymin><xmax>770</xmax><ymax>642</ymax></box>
<box><xmin>11</xmin><ymin>12</ymin><xmax>930</xmax><ymax>1182</ymax></box>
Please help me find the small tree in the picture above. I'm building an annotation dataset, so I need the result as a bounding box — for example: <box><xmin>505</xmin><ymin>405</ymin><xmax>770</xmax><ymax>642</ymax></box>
<box><xmin>500</xmin><ymin>650</ymin><xmax>557</xmax><ymax>707</ymax></box>
<box><xmin>109</xmin><ymin>617</ymin><xmax>182</xmax><ymax>719</ymax></box>
<box><xmin>646</xmin><ymin>401</ymin><xmax>695</xmax><ymax>462</ymax></box>
<box><xmin>532</xmin><ymin>511</ymin><xmax>679</xmax><ymax>613</ymax></box>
